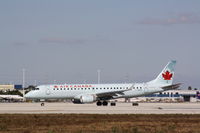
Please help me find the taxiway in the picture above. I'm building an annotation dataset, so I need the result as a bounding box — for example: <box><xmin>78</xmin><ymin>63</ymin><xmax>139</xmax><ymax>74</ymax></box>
<box><xmin>0</xmin><ymin>102</ymin><xmax>200</xmax><ymax>114</ymax></box>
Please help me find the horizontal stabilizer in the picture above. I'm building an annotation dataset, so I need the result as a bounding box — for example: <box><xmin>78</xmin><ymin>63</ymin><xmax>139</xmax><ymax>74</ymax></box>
<box><xmin>162</xmin><ymin>83</ymin><xmax>182</xmax><ymax>91</ymax></box>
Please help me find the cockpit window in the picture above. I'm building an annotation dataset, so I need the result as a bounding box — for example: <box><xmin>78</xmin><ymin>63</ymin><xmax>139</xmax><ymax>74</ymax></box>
<box><xmin>32</xmin><ymin>88</ymin><xmax>39</xmax><ymax>90</ymax></box>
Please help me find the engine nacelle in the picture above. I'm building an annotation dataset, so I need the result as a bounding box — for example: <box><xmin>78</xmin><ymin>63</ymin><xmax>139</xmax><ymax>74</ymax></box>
<box><xmin>73</xmin><ymin>94</ymin><xmax>96</xmax><ymax>103</ymax></box>
<box><xmin>80</xmin><ymin>94</ymin><xmax>96</xmax><ymax>103</ymax></box>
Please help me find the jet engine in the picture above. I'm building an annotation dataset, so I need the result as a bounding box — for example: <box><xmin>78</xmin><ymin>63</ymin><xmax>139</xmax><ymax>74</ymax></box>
<box><xmin>73</xmin><ymin>94</ymin><xmax>96</xmax><ymax>103</ymax></box>
<box><xmin>80</xmin><ymin>94</ymin><xmax>96</xmax><ymax>103</ymax></box>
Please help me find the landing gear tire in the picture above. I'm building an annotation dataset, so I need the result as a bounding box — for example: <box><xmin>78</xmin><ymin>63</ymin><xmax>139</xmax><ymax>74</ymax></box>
<box><xmin>102</xmin><ymin>101</ymin><xmax>108</xmax><ymax>106</ymax></box>
<box><xmin>96</xmin><ymin>101</ymin><xmax>102</xmax><ymax>106</ymax></box>
<box><xmin>132</xmin><ymin>102</ymin><xmax>139</xmax><ymax>106</ymax></box>
<box><xmin>110</xmin><ymin>102</ymin><xmax>116</xmax><ymax>106</ymax></box>
<box><xmin>41</xmin><ymin>102</ymin><xmax>45</xmax><ymax>106</ymax></box>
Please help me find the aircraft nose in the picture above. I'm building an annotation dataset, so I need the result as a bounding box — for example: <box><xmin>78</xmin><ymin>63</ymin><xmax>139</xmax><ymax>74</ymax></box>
<box><xmin>24</xmin><ymin>92</ymin><xmax>32</xmax><ymax>99</ymax></box>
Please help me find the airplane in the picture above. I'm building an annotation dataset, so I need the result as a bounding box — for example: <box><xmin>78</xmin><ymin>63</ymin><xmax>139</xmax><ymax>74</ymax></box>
<box><xmin>25</xmin><ymin>60</ymin><xmax>181</xmax><ymax>106</ymax></box>
<box><xmin>0</xmin><ymin>95</ymin><xmax>24</xmax><ymax>101</ymax></box>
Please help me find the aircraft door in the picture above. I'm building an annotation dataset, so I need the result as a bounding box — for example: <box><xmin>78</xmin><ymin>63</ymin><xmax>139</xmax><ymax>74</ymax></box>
<box><xmin>143</xmin><ymin>83</ymin><xmax>148</xmax><ymax>93</ymax></box>
<box><xmin>46</xmin><ymin>87</ymin><xmax>51</xmax><ymax>95</ymax></box>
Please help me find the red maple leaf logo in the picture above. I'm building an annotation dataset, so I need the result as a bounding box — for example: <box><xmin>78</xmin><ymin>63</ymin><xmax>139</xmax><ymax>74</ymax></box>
<box><xmin>162</xmin><ymin>71</ymin><xmax>173</xmax><ymax>80</ymax></box>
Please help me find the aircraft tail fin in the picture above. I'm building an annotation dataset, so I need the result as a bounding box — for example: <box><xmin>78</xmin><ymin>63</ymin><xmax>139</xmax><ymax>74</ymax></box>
<box><xmin>148</xmin><ymin>60</ymin><xmax>176</xmax><ymax>86</ymax></box>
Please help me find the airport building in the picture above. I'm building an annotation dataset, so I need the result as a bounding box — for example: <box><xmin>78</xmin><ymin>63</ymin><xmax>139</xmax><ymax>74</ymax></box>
<box><xmin>125</xmin><ymin>89</ymin><xmax>199</xmax><ymax>103</ymax></box>
<box><xmin>145</xmin><ymin>90</ymin><xmax>197</xmax><ymax>102</ymax></box>
<box><xmin>0</xmin><ymin>85</ymin><xmax>22</xmax><ymax>91</ymax></box>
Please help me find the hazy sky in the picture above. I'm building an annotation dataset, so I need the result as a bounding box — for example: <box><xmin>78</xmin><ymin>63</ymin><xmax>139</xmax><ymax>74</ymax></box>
<box><xmin>0</xmin><ymin>0</ymin><xmax>200</xmax><ymax>88</ymax></box>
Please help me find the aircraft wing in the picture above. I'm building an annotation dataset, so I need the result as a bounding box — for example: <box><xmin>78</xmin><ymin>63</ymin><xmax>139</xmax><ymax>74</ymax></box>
<box><xmin>162</xmin><ymin>83</ymin><xmax>182</xmax><ymax>91</ymax></box>
<box><xmin>95</xmin><ymin>89</ymin><xmax>131</xmax><ymax>100</ymax></box>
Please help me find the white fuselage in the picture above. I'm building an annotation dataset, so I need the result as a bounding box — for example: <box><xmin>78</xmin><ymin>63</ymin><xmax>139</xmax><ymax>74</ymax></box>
<box><xmin>25</xmin><ymin>61</ymin><xmax>178</xmax><ymax>103</ymax></box>
<box><xmin>25</xmin><ymin>83</ymin><xmax>164</xmax><ymax>100</ymax></box>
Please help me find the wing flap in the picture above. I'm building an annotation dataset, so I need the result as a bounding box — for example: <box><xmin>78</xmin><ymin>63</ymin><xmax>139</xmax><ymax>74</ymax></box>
<box><xmin>96</xmin><ymin>89</ymin><xmax>131</xmax><ymax>98</ymax></box>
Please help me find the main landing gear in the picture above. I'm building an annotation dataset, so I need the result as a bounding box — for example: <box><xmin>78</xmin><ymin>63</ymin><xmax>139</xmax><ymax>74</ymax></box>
<box><xmin>96</xmin><ymin>101</ymin><xmax>116</xmax><ymax>106</ymax></box>
<box><xmin>132</xmin><ymin>102</ymin><xmax>139</xmax><ymax>106</ymax></box>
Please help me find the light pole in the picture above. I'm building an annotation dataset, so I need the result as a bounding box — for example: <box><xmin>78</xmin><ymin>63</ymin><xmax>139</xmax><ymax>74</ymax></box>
<box><xmin>97</xmin><ymin>69</ymin><xmax>101</xmax><ymax>84</ymax></box>
<box><xmin>34</xmin><ymin>80</ymin><xmax>37</xmax><ymax>86</ymax></box>
<box><xmin>22</xmin><ymin>68</ymin><xmax>25</xmax><ymax>101</ymax></box>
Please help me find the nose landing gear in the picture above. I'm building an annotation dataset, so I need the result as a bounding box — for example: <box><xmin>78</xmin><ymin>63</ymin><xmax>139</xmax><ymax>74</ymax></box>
<box><xmin>41</xmin><ymin>102</ymin><xmax>45</xmax><ymax>106</ymax></box>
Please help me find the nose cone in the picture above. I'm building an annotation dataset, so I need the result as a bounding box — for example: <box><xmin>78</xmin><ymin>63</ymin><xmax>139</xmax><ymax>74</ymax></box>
<box><xmin>24</xmin><ymin>92</ymin><xmax>33</xmax><ymax>99</ymax></box>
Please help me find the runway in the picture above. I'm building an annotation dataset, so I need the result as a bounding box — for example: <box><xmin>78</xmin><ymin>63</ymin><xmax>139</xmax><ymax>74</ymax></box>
<box><xmin>0</xmin><ymin>102</ymin><xmax>200</xmax><ymax>114</ymax></box>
